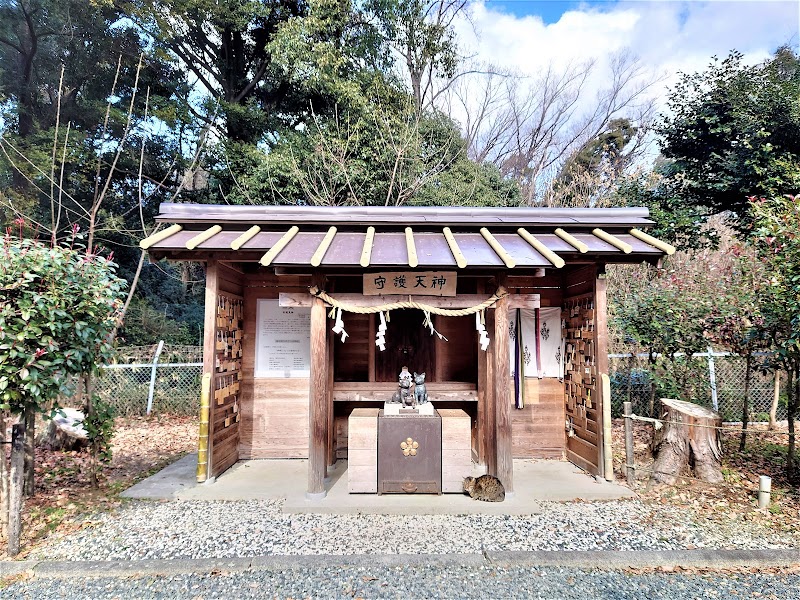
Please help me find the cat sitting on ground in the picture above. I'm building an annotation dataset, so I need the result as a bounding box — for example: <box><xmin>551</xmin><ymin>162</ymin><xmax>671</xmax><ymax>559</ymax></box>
<box><xmin>463</xmin><ymin>474</ymin><xmax>505</xmax><ymax>502</ymax></box>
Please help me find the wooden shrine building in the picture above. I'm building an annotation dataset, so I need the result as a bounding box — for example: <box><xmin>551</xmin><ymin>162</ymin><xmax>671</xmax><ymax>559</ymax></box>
<box><xmin>141</xmin><ymin>204</ymin><xmax>673</xmax><ymax>498</ymax></box>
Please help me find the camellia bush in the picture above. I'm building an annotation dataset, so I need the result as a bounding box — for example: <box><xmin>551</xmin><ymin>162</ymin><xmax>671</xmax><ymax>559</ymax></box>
<box><xmin>0</xmin><ymin>232</ymin><xmax>125</xmax><ymax>411</ymax></box>
<box><xmin>0</xmin><ymin>227</ymin><xmax>126</xmax><ymax>490</ymax></box>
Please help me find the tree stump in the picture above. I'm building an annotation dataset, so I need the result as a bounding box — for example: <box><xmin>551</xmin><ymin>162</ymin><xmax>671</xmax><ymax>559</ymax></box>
<box><xmin>40</xmin><ymin>408</ymin><xmax>89</xmax><ymax>452</ymax></box>
<box><xmin>651</xmin><ymin>398</ymin><xmax>723</xmax><ymax>485</ymax></box>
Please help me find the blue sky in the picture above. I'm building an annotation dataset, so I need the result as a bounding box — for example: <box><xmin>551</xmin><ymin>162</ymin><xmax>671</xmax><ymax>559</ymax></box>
<box><xmin>485</xmin><ymin>0</ymin><xmax>799</xmax><ymax>33</ymax></box>
<box><xmin>488</xmin><ymin>1</ymin><xmax>588</xmax><ymax>23</ymax></box>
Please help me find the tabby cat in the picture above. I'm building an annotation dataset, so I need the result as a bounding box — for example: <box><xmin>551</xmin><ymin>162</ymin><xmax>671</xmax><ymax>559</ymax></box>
<box><xmin>463</xmin><ymin>474</ymin><xmax>505</xmax><ymax>502</ymax></box>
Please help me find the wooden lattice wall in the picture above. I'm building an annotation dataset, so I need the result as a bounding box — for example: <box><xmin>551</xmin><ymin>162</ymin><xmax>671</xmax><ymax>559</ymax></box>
<box><xmin>562</xmin><ymin>264</ymin><xmax>605</xmax><ymax>475</ymax></box>
<box><xmin>211</xmin><ymin>292</ymin><xmax>243</xmax><ymax>477</ymax></box>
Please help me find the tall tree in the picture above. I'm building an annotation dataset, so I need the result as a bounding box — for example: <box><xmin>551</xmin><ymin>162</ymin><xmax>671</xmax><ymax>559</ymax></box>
<box><xmin>657</xmin><ymin>47</ymin><xmax>800</xmax><ymax>230</ymax></box>
<box><xmin>366</xmin><ymin>0</ymin><xmax>464</xmax><ymax>112</ymax></box>
<box><xmin>750</xmin><ymin>194</ymin><xmax>800</xmax><ymax>481</ymax></box>
<box><xmin>130</xmin><ymin>0</ymin><xmax>389</xmax><ymax>145</ymax></box>
<box><xmin>442</xmin><ymin>51</ymin><xmax>659</xmax><ymax>205</ymax></box>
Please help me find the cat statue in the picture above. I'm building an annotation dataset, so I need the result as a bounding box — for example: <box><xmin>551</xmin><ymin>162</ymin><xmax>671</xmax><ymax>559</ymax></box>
<box><xmin>413</xmin><ymin>372</ymin><xmax>428</xmax><ymax>404</ymax></box>
<box><xmin>463</xmin><ymin>474</ymin><xmax>505</xmax><ymax>502</ymax></box>
<box><xmin>391</xmin><ymin>377</ymin><xmax>414</xmax><ymax>405</ymax></box>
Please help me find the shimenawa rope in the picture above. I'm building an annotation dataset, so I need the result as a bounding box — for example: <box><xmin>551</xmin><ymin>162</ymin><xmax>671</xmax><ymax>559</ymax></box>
<box><xmin>308</xmin><ymin>285</ymin><xmax>508</xmax><ymax>317</ymax></box>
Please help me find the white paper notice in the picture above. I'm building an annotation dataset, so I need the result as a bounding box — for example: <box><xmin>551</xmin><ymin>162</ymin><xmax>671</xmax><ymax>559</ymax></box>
<box><xmin>255</xmin><ymin>299</ymin><xmax>311</xmax><ymax>378</ymax></box>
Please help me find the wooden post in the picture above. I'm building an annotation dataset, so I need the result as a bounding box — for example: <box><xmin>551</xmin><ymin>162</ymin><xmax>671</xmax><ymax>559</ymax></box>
<box><xmin>326</xmin><ymin>311</ymin><xmax>335</xmax><ymax>468</ymax></box>
<box><xmin>8</xmin><ymin>424</ymin><xmax>24</xmax><ymax>556</ymax></box>
<box><xmin>594</xmin><ymin>269</ymin><xmax>610</xmax><ymax>477</ymax></box>
<box><xmin>308</xmin><ymin>272</ymin><xmax>328</xmax><ymax>498</ymax></box>
<box><xmin>367</xmin><ymin>314</ymin><xmax>376</xmax><ymax>383</ymax></box>
<box><xmin>484</xmin><ymin>308</ymin><xmax>497</xmax><ymax>475</ymax></box>
<box><xmin>23</xmin><ymin>405</ymin><xmax>34</xmax><ymax>497</ymax></box>
<box><xmin>769</xmin><ymin>371</ymin><xmax>780</xmax><ymax>431</ymax></box>
<box><xmin>202</xmin><ymin>261</ymin><xmax>219</xmax><ymax>480</ymax></box>
<box><xmin>493</xmin><ymin>273</ymin><xmax>513</xmax><ymax>494</ymax></box>
<box><xmin>624</xmin><ymin>401</ymin><xmax>635</xmax><ymax>486</ymax></box>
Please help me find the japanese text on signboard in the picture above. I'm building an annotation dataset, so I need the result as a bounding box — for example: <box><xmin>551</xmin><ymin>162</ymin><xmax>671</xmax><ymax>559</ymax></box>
<box><xmin>363</xmin><ymin>271</ymin><xmax>457</xmax><ymax>296</ymax></box>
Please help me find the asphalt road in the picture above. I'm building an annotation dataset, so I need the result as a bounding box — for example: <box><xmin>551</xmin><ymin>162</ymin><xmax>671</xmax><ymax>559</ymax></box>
<box><xmin>3</xmin><ymin>554</ymin><xmax>800</xmax><ymax>600</ymax></box>
<box><xmin>4</xmin><ymin>564</ymin><xmax>800</xmax><ymax>599</ymax></box>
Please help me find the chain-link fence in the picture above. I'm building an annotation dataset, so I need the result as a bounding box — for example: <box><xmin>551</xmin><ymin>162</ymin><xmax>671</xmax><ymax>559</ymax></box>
<box><xmin>87</xmin><ymin>343</ymin><xmax>787</xmax><ymax>421</ymax></box>
<box><xmin>93</xmin><ymin>343</ymin><xmax>203</xmax><ymax>416</ymax></box>
<box><xmin>609</xmin><ymin>350</ymin><xmax>786</xmax><ymax>422</ymax></box>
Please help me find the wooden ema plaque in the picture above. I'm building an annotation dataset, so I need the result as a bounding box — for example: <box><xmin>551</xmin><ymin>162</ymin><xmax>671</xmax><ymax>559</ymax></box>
<box><xmin>363</xmin><ymin>271</ymin><xmax>456</xmax><ymax>296</ymax></box>
<box><xmin>377</xmin><ymin>410</ymin><xmax>442</xmax><ymax>494</ymax></box>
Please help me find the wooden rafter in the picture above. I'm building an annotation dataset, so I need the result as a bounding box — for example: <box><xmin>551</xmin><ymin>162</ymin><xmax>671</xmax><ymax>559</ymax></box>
<box><xmin>443</xmin><ymin>227</ymin><xmax>468</xmax><ymax>268</ymax></box>
<box><xmin>517</xmin><ymin>228</ymin><xmax>565</xmax><ymax>269</ymax></box>
<box><xmin>186</xmin><ymin>225</ymin><xmax>222</xmax><ymax>250</ymax></box>
<box><xmin>629</xmin><ymin>228</ymin><xmax>676</xmax><ymax>255</ymax></box>
<box><xmin>231</xmin><ymin>225</ymin><xmax>261</xmax><ymax>250</ymax></box>
<box><xmin>259</xmin><ymin>226</ymin><xmax>299</xmax><ymax>266</ymax></box>
<box><xmin>360</xmin><ymin>227</ymin><xmax>376</xmax><ymax>267</ymax></box>
<box><xmin>139</xmin><ymin>224</ymin><xmax>182</xmax><ymax>249</ymax></box>
<box><xmin>405</xmin><ymin>227</ymin><xmax>419</xmax><ymax>268</ymax></box>
<box><xmin>310</xmin><ymin>226</ymin><xmax>337</xmax><ymax>267</ymax></box>
<box><xmin>554</xmin><ymin>228</ymin><xmax>589</xmax><ymax>253</ymax></box>
<box><xmin>480</xmin><ymin>227</ymin><xmax>516</xmax><ymax>268</ymax></box>
<box><xmin>592</xmin><ymin>228</ymin><xmax>633</xmax><ymax>254</ymax></box>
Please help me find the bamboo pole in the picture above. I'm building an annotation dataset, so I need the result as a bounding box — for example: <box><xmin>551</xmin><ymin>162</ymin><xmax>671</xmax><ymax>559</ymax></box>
<box><xmin>197</xmin><ymin>373</ymin><xmax>211</xmax><ymax>482</ymax></box>
<box><xmin>601</xmin><ymin>373</ymin><xmax>613</xmax><ymax>481</ymax></box>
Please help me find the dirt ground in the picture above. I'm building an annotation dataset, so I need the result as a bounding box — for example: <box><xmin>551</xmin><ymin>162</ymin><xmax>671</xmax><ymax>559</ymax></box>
<box><xmin>2</xmin><ymin>415</ymin><xmax>197</xmax><ymax>558</ymax></box>
<box><xmin>611</xmin><ymin>418</ymin><xmax>800</xmax><ymax>538</ymax></box>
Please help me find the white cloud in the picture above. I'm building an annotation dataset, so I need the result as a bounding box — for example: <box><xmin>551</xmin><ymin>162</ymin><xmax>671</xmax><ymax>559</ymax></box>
<box><xmin>456</xmin><ymin>1</ymin><xmax>798</xmax><ymax>102</ymax></box>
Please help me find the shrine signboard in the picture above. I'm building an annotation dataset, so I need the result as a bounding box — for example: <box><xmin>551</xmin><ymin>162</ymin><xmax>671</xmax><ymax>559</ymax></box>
<box><xmin>255</xmin><ymin>299</ymin><xmax>311</xmax><ymax>378</ymax></box>
<box><xmin>363</xmin><ymin>271</ymin><xmax>457</xmax><ymax>297</ymax></box>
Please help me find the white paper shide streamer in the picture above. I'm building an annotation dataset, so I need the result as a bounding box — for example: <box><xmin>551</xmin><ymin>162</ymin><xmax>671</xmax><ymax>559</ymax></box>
<box><xmin>422</xmin><ymin>310</ymin><xmax>448</xmax><ymax>341</ymax></box>
<box><xmin>375</xmin><ymin>310</ymin><xmax>388</xmax><ymax>351</ymax></box>
<box><xmin>330</xmin><ymin>307</ymin><xmax>349</xmax><ymax>343</ymax></box>
<box><xmin>476</xmin><ymin>310</ymin><xmax>490</xmax><ymax>351</ymax></box>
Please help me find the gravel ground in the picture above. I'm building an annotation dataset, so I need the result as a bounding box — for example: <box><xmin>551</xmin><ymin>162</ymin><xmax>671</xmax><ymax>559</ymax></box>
<box><xmin>28</xmin><ymin>498</ymin><xmax>797</xmax><ymax>562</ymax></box>
<box><xmin>4</xmin><ymin>565</ymin><xmax>800</xmax><ymax>599</ymax></box>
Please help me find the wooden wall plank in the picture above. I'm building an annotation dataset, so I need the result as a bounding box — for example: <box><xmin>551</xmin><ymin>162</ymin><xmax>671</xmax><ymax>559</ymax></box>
<box><xmin>511</xmin><ymin>378</ymin><xmax>565</xmax><ymax>459</ymax></box>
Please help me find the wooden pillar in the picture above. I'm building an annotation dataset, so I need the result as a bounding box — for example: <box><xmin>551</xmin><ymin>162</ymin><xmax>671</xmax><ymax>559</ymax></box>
<box><xmin>308</xmin><ymin>272</ymin><xmax>328</xmax><ymax>498</ymax></box>
<box><xmin>594</xmin><ymin>267</ymin><xmax>610</xmax><ymax>478</ymax></box>
<box><xmin>484</xmin><ymin>307</ymin><xmax>496</xmax><ymax>475</ymax></box>
<box><xmin>493</xmin><ymin>273</ymin><xmax>513</xmax><ymax>493</ymax></box>
<box><xmin>326</xmin><ymin>313</ymin><xmax>336</xmax><ymax>467</ymax></box>
<box><xmin>201</xmin><ymin>261</ymin><xmax>219</xmax><ymax>481</ymax></box>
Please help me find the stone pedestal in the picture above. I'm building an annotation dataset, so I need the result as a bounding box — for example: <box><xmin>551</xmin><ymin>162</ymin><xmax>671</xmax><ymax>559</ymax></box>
<box><xmin>347</xmin><ymin>408</ymin><xmax>379</xmax><ymax>493</ymax></box>
<box><xmin>440</xmin><ymin>409</ymin><xmax>472</xmax><ymax>493</ymax></box>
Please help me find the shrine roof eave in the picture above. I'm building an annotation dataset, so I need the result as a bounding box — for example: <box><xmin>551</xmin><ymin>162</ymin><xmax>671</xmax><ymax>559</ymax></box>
<box><xmin>141</xmin><ymin>203</ymin><xmax>674</xmax><ymax>269</ymax></box>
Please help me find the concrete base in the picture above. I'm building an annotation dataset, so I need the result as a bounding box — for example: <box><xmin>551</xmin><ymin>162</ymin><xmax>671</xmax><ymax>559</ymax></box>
<box><xmin>122</xmin><ymin>454</ymin><xmax>635</xmax><ymax>515</ymax></box>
